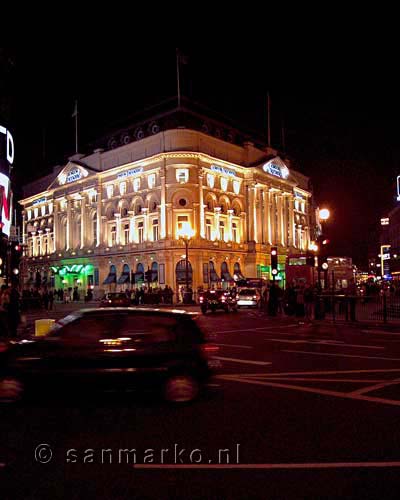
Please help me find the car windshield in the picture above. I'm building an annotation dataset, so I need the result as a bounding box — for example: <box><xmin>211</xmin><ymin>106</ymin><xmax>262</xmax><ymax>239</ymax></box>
<box><xmin>239</xmin><ymin>289</ymin><xmax>257</xmax><ymax>295</ymax></box>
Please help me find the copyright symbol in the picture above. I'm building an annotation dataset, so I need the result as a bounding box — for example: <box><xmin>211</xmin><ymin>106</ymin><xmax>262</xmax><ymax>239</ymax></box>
<box><xmin>34</xmin><ymin>443</ymin><xmax>53</xmax><ymax>464</ymax></box>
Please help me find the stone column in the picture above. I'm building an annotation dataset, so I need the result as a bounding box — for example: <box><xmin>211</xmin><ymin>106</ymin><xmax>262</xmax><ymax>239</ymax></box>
<box><xmin>288</xmin><ymin>195</ymin><xmax>295</xmax><ymax>248</ymax></box>
<box><xmin>66</xmin><ymin>199</ymin><xmax>71</xmax><ymax>250</ymax></box>
<box><xmin>264</xmin><ymin>189</ymin><xmax>271</xmax><ymax>244</ymax></box>
<box><xmin>128</xmin><ymin>211</ymin><xmax>135</xmax><ymax>243</ymax></box>
<box><xmin>166</xmin><ymin>203</ymin><xmax>173</xmax><ymax>239</ymax></box>
<box><xmin>160</xmin><ymin>166</ymin><xmax>166</xmax><ymax>239</ymax></box>
<box><xmin>199</xmin><ymin>170</ymin><xmax>205</xmax><ymax>238</ymax></box>
<box><xmin>270</xmin><ymin>190</ymin><xmax>276</xmax><ymax>245</ymax></box>
<box><xmin>52</xmin><ymin>201</ymin><xmax>58</xmax><ymax>252</ymax></box>
<box><xmin>96</xmin><ymin>185</ymin><xmax>102</xmax><ymax>247</ymax></box>
<box><xmin>115</xmin><ymin>213</ymin><xmax>121</xmax><ymax>245</ymax></box>
<box><xmin>142</xmin><ymin>208</ymin><xmax>149</xmax><ymax>242</ymax></box>
<box><xmin>227</xmin><ymin>209</ymin><xmax>234</xmax><ymax>241</ymax></box>
<box><xmin>214</xmin><ymin>207</ymin><xmax>221</xmax><ymax>240</ymax></box>
<box><xmin>31</xmin><ymin>231</ymin><xmax>37</xmax><ymax>256</ymax></box>
<box><xmin>240</xmin><ymin>212</ymin><xmax>246</xmax><ymax>244</ymax></box>
<box><xmin>80</xmin><ymin>194</ymin><xmax>86</xmax><ymax>249</ymax></box>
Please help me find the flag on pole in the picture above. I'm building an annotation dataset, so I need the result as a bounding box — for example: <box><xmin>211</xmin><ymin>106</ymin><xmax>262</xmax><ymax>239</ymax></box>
<box><xmin>72</xmin><ymin>100</ymin><xmax>78</xmax><ymax>118</ymax></box>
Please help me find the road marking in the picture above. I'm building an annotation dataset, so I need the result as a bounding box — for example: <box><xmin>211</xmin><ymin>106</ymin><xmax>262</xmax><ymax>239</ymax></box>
<box><xmin>350</xmin><ymin>378</ymin><xmax>400</xmax><ymax>396</ymax></box>
<box><xmin>266</xmin><ymin>339</ymin><xmax>384</xmax><ymax>350</ymax></box>
<box><xmin>248</xmin><ymin>368</ymin><xmax>400</xmax><ymax>377</ymax></box>
<box><xmin>215</xmin><ymin>343</ymin><xmax>253</xmax><ymax>349</ymax></box>
<box><xmin>214</xmin><ymin>356</ymin><xmax>271</xmax><ymax>366</ymax></box>
<box><xmin>362</xmin><ymin>329</ymin><xmax>400</xmax><ymax>336</ymax></box>
<box><xmin>282</xmin><ymin>350</ymin><xmax>400</xmax><ymax>362</ymax></box>
<box><xmin>219</xmin><ymin>375</ymin><xmax>400</xmax><ymax>407</ymax></box>
<box><xmin>135</xmin><ymin>461</ymin><xmax>400</xmax><ymax>470</ymax></box>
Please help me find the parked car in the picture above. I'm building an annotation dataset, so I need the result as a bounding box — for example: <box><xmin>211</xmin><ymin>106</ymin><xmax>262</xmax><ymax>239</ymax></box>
<box><xmin>0</xmin><ymin>308</ymin><xmax>219</xmax><ymax>404</ymax></box>
<box><xmin>236</xmin><ymin>288</ymin><xmax>261</xmax><ymax>308</ymax></box>
<box><xmin>198</xmin><ymin>290</ymin><xmax>238</xmax><ymax>314</ymax></box>
<box><xmin>100</xmin><ymin>292</ymin><xmax>131</xmax><ymax>307</ymax></box>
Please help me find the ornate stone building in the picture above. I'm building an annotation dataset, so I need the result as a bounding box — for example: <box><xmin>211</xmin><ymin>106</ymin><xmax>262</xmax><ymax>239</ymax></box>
<box><xmin>20</xmin><ymin>105</ymin><xmax>313</xmax><ymax>296</ymax></box>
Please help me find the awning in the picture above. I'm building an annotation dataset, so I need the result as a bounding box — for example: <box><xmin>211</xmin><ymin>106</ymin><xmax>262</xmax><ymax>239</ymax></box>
<box><xmin>103</xmin><ymin>273</ymin><xmax>117</xmax><ymax>285</ymax></box>
<box><xmin>117</xmin><ymin>273</ymin><xmax>130</xmax><ymax>285</ymax></box>
<box><xmin>221</xmin><ymin>271</ymin><xmax>233</xmax><ymax>281</ymax></box>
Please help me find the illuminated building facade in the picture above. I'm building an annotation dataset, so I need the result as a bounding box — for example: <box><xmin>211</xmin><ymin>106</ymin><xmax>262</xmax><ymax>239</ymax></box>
<box><xmin>20</xmin><ymin>106</ymin><xmax>313</xmax><ymax>295</ymax></box>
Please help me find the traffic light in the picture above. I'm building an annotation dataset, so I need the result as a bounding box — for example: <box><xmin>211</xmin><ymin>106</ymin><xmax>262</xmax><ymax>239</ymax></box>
<box><xmin>306</xmin><ymin>251</ymin><xmax>315</xmax><ymax>266</ymax></box>
<box><xmin>271</xmin><ymin>246</ymin><xmax>278</xmax><ymax>276</ymax></box>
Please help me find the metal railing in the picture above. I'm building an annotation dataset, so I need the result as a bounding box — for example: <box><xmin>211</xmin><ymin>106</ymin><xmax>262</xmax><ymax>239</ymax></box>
<box><xmin>314</xmin><ymin>294</ymin><xmax>400</xmax><ymax>324</ymax></box>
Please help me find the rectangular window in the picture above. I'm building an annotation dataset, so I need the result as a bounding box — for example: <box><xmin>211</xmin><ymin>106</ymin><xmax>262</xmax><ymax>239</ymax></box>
<box><xmin>206</xmin><ymin>218</ymin><xmax>212</xmax><ymax>240</ymax></box>
<box><xmin>159</xmin><ymin>263</ymin><xmax>165</xmax><ymax>284</ymax></box>
<box><xmin>111</xmin><ymin>226</ymin><xmax>116</xmax><ymax>246</ymax></box>
<box><xmin>138</xmin><ymin>221</ymin><xmax>144</xmax><ymax>243</ymax></box>
<box><xmin>148</xmin><ymin>174</ymin><xmax>156</xmax><ymax>189</ymax></box>
<box><xmin>219</xmin><ymin>220</ymin><xmax>225</xmax><ymax>241</ymax></box>
<box><xmin>177</xmin><ymin>215</ymin><xmax>189</xmax><ymax>232</ymax></box>
<box><xmin>119</xmin><ymin>182</ymin><xmax>127</xmax><ymax>195</ymax></box>
<box><xmin>153</xmin><ymin>219</ymin><xmax>159</xmax><ymax>241</ymax></box>
<box><xmin>232</xmin><ymin>222</ymin><xmax>238</xmax><ymax>243</ymax></box>
<box><xmin>93</xmin><ymin>219</ymin><xmax>97</xmax><ymax>246</ymax></box>
<box><xmin>124</xmin><ymin>224</ymin><xmax>130</xmax><ymax>245</ymax></box>
<box><xmin>37</xmin><ymin>238</ymin><xmax>41</xmax><ymax>255</ymax></box>
<box><xmin>133</xmin><ymin>178</ymin><xmax>141</xmax><ymax>192</ymax></box>
<box><xmin>106</xmin><ymin>185</ymin><xmax>114</xmax><ymax>199</ymax></box>
<box><xmin>176</xmin><ymin>169</ymin><xmax>189</xmax><ymax>184</ymax></box>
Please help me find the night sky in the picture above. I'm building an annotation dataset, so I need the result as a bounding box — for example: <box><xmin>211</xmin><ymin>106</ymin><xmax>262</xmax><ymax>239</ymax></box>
<box><xmin>2</xmin><ymin>46</ymin><xmax>399</xmax><ymax>267</ymax></box>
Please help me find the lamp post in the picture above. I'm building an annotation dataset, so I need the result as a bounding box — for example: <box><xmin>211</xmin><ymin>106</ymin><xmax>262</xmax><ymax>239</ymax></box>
<box><xmin>177</xmin><ymin>222</ymin><xmax>195</xmax><ymax>303</ymax></box>
<box><xmin>317</xmin><ymin>208</ymin><xmax>331</xmax><ymax>290</ymax></box>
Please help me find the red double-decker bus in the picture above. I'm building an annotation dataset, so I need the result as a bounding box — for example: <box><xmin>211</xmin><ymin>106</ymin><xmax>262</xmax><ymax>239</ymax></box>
<box><xmin>286</xmin><ymin>254</ymin><xmax>317</xmax><ymax>286</ymax></box>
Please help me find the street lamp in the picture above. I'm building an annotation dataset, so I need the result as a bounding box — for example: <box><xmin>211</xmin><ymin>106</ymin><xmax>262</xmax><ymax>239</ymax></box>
<box><xmin>176</xmin><ymin>222</ymin><xmax>195</xmax><ymax>303</ymax></box>
<box><xmin>317</xmin><ymin>208</ymin><xmax>331</xmax><ymax>289</ymax></box>
<box><xmin>319</xmin><ymin>208</ymin><xmax>330</xmax><ymax>222</ymax></box>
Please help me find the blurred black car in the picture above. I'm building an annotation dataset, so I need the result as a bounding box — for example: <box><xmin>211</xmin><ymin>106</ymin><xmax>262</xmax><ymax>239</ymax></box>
<box><xmin>100</xmin><ymin>292</ymin><xmax>131</xmax><ymax>307</ymax></box>
<box><xmin>198</xmin><ymin>290</ymin><xmax>238</xmax><ymax>314</ymax></box>
<box><xmin>0</xmin><ymin>308</ymin><xmax>219</xmax><ymax>404</ymax></box>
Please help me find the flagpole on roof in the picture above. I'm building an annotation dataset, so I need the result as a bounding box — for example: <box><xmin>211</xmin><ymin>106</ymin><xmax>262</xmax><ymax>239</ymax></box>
<box><xmin>72</xmin><ymin>100</ymin><xmax>78</xmax><ymax>153</ymax></box>
<box><xmin>176</xmin><ymin>49</ymin><xmax>181</xmax><ymax>108</ymax></box>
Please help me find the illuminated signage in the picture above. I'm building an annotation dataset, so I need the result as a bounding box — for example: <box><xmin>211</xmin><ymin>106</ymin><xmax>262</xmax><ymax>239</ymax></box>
<box><xmin>211</xmin><ymin>165</ymin><xmax>236</xmax><ymax>177</ymax></box>
<box><xmin>262</xmin><ymin>159</ymin><xmax>289</xmax><ymax>179</ymax></box>
<box><xmin>117</xmin><ymin>167</ymin><xmax>143</xmax><ymax>180</ymax></box>
<box><xmin>33</xmin><ymin>197</ymin><xmax>47</xmax><ymax>206</ymax></box>
<box><xmin>0</xmin><ymin>125</ymin><xmax>14</xmax><ymax>165</ymax></box>
<box><xmin>381</xmin><ymin>244</ymin><xmax>391</xmax><ymax>278</ymax></box>
<box><xmin>397</xmin><ymin>175</ymin><xmax>400</xmax><ymax>201</ymax></box>
<box><xmin>0</xmin><ymin>172</ymin><xmax>11</xmax><ymax>237</ymax></box>
<box><xmin>294</xmin><ymin>191</ymin><xmax>306</xmax><ymax>199</ymax></box>
<box><xmin>381</xmin><ymin>217</ymin><xmax>389</xmax><ymax>226</ymax></box>
<box><xmin>66</xmin><ymin>168</ymin><xmax>82</xmax><ymax>183</ymax></box>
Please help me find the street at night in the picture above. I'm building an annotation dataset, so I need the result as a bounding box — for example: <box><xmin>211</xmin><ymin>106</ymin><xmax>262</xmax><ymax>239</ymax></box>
<box><xmin>2</xmin><ymin>306</ymin><xmax>400</xmax><ymax>498</ymax></box>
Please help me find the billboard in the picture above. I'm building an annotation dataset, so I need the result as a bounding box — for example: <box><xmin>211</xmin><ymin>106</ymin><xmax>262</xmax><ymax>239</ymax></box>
<box><xmin>0</xmin><ymin>125</ymin><xmax>14</xmax><ymax>238</ymax></box>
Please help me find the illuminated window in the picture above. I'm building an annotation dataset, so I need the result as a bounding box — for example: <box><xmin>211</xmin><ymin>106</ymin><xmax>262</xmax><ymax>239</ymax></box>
<box><xmin>232</xmin><ymin>222</ymin><xmax>238</xmax><ymax>243</ymax></box>
<box><xmin>206</xmin><ymin>218</ymin><xmax>212</xmax><ymax>240</ymax></box>
<box><xmin>49</xmin><ymin>203</ymin><xmax>53</xmax><ymax>214</ymax></box>
<box><xmin>148</xmin><ymin>174</ymin><xmax>156</xmax><ymax>189</ymax></box>
<box><xmin>37</xmin><ymin>238</ymin><xmax>41</xmax><ymax>255</ymax></box>
<box><xmin>34</xmin><ymin>208</ymin><xmax>39</xmax><ymax>218</ymax></box>
<box><xmin>107</xmin><ymin>185</ymin><xmax>114</xmax><ymax>199</ymax></box>
<box><xmin>207</xmin><ymin>173</ymin><xmax>215</xmax><ymax>188</ymax></box>
<box><xmin>177</xmin><ymin>215</ymin><xmax>189</xmax><ymax>232</ymax></box>
<box><xmin>220</xmin><ymin>178</ymin><xmax>228</xmax><ymax>191</ymax></box>
<box><xmin>41</xmin><ymin>205</ymin><xmax>46</xmax><ymax>216</ymax></box>
<box><xmin>27</xmin><ymin>210</ymin><xmax>32</xmax><ymax>220</ymax></box>
<box><xmin>119</xmin><ymin>182</ymin><xmax>127</xmax><ymax>195</ymax></box>
<box><xmin>295</xmin><ymin>199</ymin><xmax>299</xmax><ymax>211</ymax></box>
<box><xmin>133</xmin><ymin>178</ymin><xmax>141</xmax><ymax>192</ymax></box>
<box><xmin>124</xmin><ymin>223</ymin><xmax>129</xmax><ymax>245</ymax></box>
<box><xmin>138</xmin><ymin>221</ymin><xmax>144</xmax><ymax>243</ymax></box>
<box><xmin>121</xmin><ymin>207</ymin><xmax>128</xmax><ymax>217</ymax></box>
<box><xmin>152</xmin><ymin>219</ymin><xmax>159</xmax><ymax>241</ymax></box>
<box><xmin>219</xmin><ymin>220</ymin><xmax>225</xmax><ymax>241</ymax></box>
<box><xmin>233</xmin><ymin>180</ymin><xmax>241</xmax><ymax>195</ymax></box>
<box><xmin>111</xmin><ymin>225</ymin><xmax>116</xmax><ymax>246</ymax></box>
<box><xmin>176</xmin><ymin>169</ymin><xmax>189</xmax><ymax>184</ymax></box>
<box><xmin>93</xmin><ymin>217</ymin><xmax>97</xmax><ymax>246</ymax></box>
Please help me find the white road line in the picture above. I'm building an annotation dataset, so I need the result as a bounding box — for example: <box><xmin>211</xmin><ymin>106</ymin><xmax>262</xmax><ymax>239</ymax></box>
<box><xmin>239</xmin><ymin>368</ymin><xmax>400</xmax><ymax>377</ymax></box>
<box><xmin>215</xmin><ymin>343</ymin><xmax>253</xmax><ymax>349</ymax></box>
<box><xmin>221</xmin><ymin>375</ymin><xmax>400</xmax><ymax>407</ymax></box>
<box><xmin>214</xmin><ymin>356</ymin><xmax>271</xmax><ymax>366</ymax></box>
<box><xmin>350</xmin><ymin>378</ymin><xmax>400</xmax><ymax>396</ymax></box>
<box><xmin>362</xmin><ymin>329</ymin><xmax>400</xmax><ymax>336</ymax></box>
<box><xmin>283</xmin><ymin>350</ymin><xmax>400</xmax><ymax>362</ymax></box>
<box><xmin>266</xmin><ymin>339</ymin><xmax>384</xmax><ymax>350</ymax></box>
<box><xmin>135</xmin><ymin>461</ymin><xmax>400</xmax><ymax>469</ymax></box>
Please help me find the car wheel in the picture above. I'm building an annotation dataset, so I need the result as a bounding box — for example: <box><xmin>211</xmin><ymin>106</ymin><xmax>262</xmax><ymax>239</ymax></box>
<box><xmin>0</xmin><ymin>377</ymin><xmax>24</xmax><ymax>403</ymax></box>
<box><xmin>164</xmin><ymin>374</ymin><xmax>199</xmax><ymax>403</ymax></box>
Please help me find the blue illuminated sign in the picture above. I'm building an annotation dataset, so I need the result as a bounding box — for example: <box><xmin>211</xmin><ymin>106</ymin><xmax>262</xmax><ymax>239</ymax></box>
<box><xmin>66</xmin><ymin>168</ymin><xmax>82</xmax><ymax>183</ymax></box>
<box><xmin>262</xmin><ymin>161</ymin><xmax>289</xmax><ymax>179</ymax></box>
<box><xmin>33</xmin><ymin>197</ymin><xmax>47</xmax><ymax>205</ymax></box>
<box><xmin>117</xmin><ymin>167</ymin><xmax>143</xmax><ymax>180</ymax></box>
<box><xmin>211</xmin><ymin>165</ymin><xmax>236</xmax><ymax>177</ymax></box>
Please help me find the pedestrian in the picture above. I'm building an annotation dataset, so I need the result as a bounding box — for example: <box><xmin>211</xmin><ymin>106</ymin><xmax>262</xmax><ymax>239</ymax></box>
<box><xmin>295</xmin><ymin>283</ymin><xmax>305</xmax><ymax>322</ymax></box>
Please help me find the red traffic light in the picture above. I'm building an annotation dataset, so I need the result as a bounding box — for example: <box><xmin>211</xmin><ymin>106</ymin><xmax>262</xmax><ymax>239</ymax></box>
<box><xmin>322</xmin><ymin>239</ymin><xmax>330</xmax><ymax>245</ymax></box>
<box><xmin>14</xmin><ymin>244</ymin><xmax>22</xmax><ymax>251</ymax></box>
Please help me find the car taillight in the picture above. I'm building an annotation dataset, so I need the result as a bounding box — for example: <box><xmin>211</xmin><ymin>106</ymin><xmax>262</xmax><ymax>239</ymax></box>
<box><xmin>201</xmin><ymin>344</ymin><xmax>219</xmax><ymax>357</ymax></box>
<box><xmin>253</xmin><ymin>295</ymin><xmax>257</xmax><ymax>299</ymax></box>
<box><xmin>199</xmin><ymin>297</ymin><xmax>204</xmax><ymax>302</ymax></box>
<box><xmin>221</xmin><ymin>296</ymin><xmax>226</xmax><ymax>302</ymax></box>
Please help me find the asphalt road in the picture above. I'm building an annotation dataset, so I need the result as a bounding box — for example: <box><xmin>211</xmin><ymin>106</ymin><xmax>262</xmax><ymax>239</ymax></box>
<box><xmin>2</xmin><ymin>305</ymin><xmax>400</xmax><ymax>499</ymax></box>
